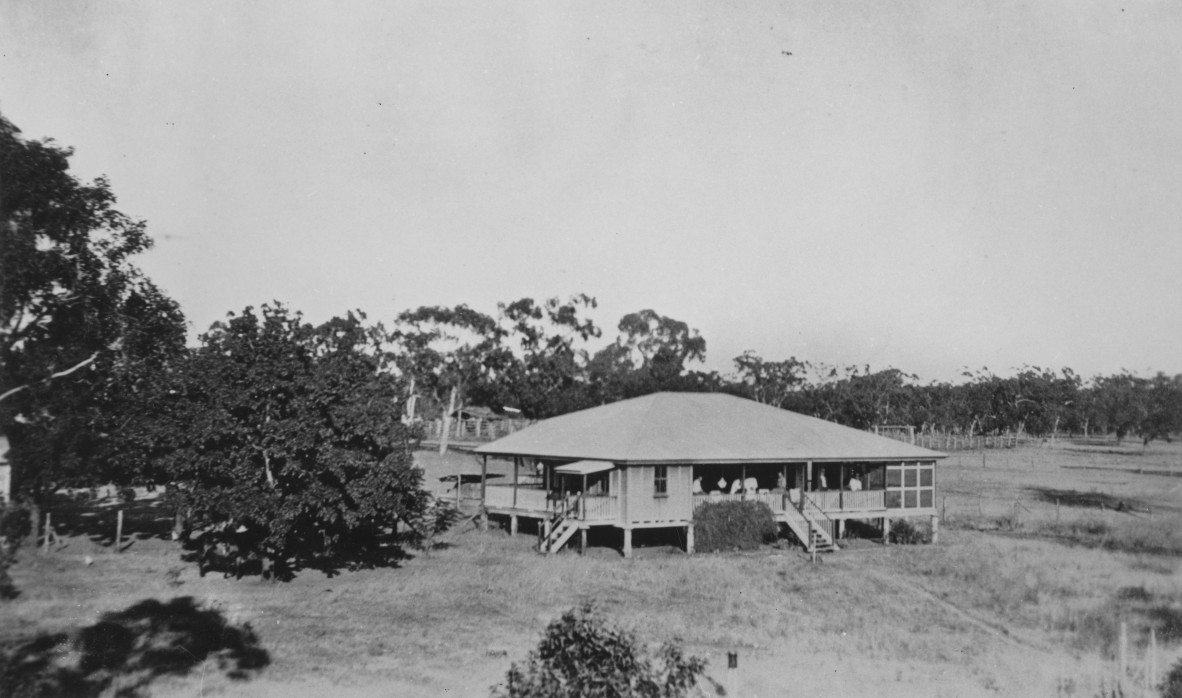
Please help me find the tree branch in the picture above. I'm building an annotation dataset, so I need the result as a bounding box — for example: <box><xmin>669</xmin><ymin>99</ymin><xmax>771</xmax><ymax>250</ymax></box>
<box><xmin>0</xmin><ymin>351</ymin><xmax>100</xmax><ymax>403</ymax></box>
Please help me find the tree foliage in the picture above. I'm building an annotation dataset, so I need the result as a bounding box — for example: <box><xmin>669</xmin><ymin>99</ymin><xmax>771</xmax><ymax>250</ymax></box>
<box><xmin>0</xmin><ymin>114</ymin><xmax>186</xmax><ymax>506</ymax></box>
<box><xmin>140</xmin><ymin>304</ymin><xmax>431</xmax><ymax>578</ymax></box>
<box><xmin>586</xmin><ymin>309</ymin><xmax>716</xmax><ymax>401</ymax></box>
<box><xmin>731</xmin><ymin>351</ymin><xmax>806</xmax><ymax>408</ymax></box>
<box><xmin>495</xmin><ymin>294</ymin><xmax>601</xmax><ymax>419</ymax></box>
<box><xmin>382</xmin><ymin>294</ymin><xmax>1181</xmax><ymax>443</ymax></box>
<box><xmin>389</xmin><ymin>304</ymin><xmax>510</xmax><ymax>419</ymax></box>
<box><xmin>492</xmin><ymin>604</ymin><xmax>706</xmax><ymax>698</ymax></box>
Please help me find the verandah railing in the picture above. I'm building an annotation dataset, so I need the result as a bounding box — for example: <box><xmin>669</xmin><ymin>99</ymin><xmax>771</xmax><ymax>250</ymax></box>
<box><xmin>692</xmin><ymin>492</ymin><xmax>788</xmax><ymax>513</ymax></box>
<box><xmin>808</xmin><ymin>489</ymin><xmax>885</xmax><ymax>511</ymax></box>
<box><xmin>484</xmin><ymin>485</ymin><xmax>617</xmax><ymax>521</ymax></box>
<box><xmin>692</xmin><ymin>489</ymin><xmax>885</xmax><ymax>514</ymax></box>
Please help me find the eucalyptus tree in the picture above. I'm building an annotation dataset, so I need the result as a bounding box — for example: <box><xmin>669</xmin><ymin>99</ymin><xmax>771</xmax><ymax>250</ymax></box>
<box><xmin>730</xmin><ymin>351</ymin><xmax>807</xmax><ymax>408</ymax></box>
<box><xmin>590</xmin><ymin>309</ymin><xmax>710</xmax><ymax>401</ymax></box>
<box><xmin>389</xmin><ymin>304</ymin><xmax>510</xmax><ymax>451</ymax></box>
<box><xmin>495</xmin><ymin>294</ymin><xmax>601</xmax><ymax>419</ymax></box>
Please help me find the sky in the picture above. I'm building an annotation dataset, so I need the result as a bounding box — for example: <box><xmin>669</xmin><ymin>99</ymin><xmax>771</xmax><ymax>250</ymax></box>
<box><xmin>2</xmin><ymin>1</ymin><xmax>1180</xmax><ymax>383</ymax></box>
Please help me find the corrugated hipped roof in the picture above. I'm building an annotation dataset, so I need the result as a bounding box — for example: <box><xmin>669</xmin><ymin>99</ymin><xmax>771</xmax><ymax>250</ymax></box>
<box><xmin>473</xmin><ymin>392</ymin><xmax>946</xmax><ymax>464</ymax></box>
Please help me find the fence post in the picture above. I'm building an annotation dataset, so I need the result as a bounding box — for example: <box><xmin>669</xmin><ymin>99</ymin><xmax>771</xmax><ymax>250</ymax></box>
<box><xmin>43</xmin><ymin>512</ymin><xmax>52</xmax><ymax>552</ymax></box>
<box><xmin>727</xmin><ymin>651</ymin><xmax>740</xmax><ymax>698</ymax></box>
<box><xmin>1118</xmin><ymin>621</ymin><xmax>1127</xmax><ymax>688</ymax></box>
<box><xmin>1150</xmin><ymin>627</ymin><xmax>1157</xmax><ymax>692</ymax></box>
<box><xmin>116</xmin><ymin>509</ymin><xmax>124</xmax><ymax>553</ymax></box>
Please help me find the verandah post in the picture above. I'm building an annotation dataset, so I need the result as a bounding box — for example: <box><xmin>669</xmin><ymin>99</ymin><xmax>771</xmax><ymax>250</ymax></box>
<box><xmin>622</xmin><ymin>528</ymin><xmax>632</xmax><ymax>558</ymax></box>
<box><xmin>686</xmin><ymin>524</ymin><xmax>694</xmax><ymax>554</ymax></box>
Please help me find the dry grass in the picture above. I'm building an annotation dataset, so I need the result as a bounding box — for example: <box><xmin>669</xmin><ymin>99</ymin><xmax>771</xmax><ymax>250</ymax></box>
<box><xmin>4</xmin><ymin>440</ymin><xmax>1182</xmax><ymax>696</ymax></box>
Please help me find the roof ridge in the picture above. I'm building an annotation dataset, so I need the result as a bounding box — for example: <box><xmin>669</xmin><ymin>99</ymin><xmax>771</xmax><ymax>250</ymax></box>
<box><xmin>620</xmin><ymin>392</ymin><xmax>661</xmax><ymax>461</ymax></box>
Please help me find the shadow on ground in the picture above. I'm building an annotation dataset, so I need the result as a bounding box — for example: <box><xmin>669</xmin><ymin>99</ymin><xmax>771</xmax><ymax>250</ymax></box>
<box><xmin>0</xmin><ymin>596</ymin><xmax>269</xmax><ymax>698</ymax></box>
<box><xmin>45</xmin><ymin>491</ymin><xmax>177</xmax><ymax>550</ymax></box>
<box><xmin>1026</xmin><ymin>487</ymin><xmax>1147</xmax><ymax>513</ymax></box>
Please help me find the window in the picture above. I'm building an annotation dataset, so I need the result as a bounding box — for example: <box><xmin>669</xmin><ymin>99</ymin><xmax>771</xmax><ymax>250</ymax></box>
<box><xmin>885</xmin><ymin>462</ymin><xmax>935</xmax><ymax>510</ymax></box>
<box><xmin>654</xmin><ymin>465</ymin><xmax>668</xmax><ymax>496</ymax></box>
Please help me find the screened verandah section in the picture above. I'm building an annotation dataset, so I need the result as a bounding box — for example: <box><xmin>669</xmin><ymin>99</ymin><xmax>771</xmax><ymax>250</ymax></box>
<box><xmin>690</xmin><ymin>461</ymin><xmax>935</xmax><ymax>516</ymax></box>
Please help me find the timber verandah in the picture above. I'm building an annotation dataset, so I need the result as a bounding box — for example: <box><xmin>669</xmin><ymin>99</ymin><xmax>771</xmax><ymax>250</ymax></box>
<box><xmin>476</xmin><ymin>456</ymin><xmax>939</xmax><ymax>556</ymax></box>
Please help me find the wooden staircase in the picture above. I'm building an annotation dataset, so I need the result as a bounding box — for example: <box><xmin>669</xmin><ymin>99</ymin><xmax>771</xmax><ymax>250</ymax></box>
<box><xmin>540</xmin><ymin>495</ymin><xmax>581</xmax><ymax>554</ymax></box>
<box><xmin>782</xmin><ymin>495</ymin><xmax>838</xmax><ymax>553</ymax></box>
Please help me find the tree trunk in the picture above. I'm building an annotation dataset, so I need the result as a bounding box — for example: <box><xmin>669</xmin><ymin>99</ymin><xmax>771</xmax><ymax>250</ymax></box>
<box><xmin>26</xmin><ymin>500</ymin><xmax>40</xmax><ymax>550</ymax></box>
<box><xmin>439</xmin><ymin>385</ymin><xmax>457</xmax><ymax>455</ymax></box>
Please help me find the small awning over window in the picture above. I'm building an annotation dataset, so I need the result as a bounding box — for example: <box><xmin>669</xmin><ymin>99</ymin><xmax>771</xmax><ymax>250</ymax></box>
<box><xmin>553</xmin><ymin>460</ymin><xmax>615</xmax><ymax>475</ymax></box>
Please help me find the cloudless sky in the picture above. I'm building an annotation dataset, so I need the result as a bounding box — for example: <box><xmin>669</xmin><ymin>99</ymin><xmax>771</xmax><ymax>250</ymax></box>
<box><xmin>3</xmin><ymin>1</ymin><xmax>1179</xmax><ymax>382</ymax></box>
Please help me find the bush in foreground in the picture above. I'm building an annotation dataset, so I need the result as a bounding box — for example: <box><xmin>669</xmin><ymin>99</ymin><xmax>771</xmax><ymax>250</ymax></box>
<box><xmin>693</xmin><ymin>500</ymin><xmax>777</xmax><ymax>552</ymax></box>
<box><xmin>889</xmin><ymin>518</ymin><xmax>931</xmax><ymax>545</ymax></box>
<box><xmin>492</xmin><ymin>603</ymin><xmax>706</xmax><ymax>698</ymax></box>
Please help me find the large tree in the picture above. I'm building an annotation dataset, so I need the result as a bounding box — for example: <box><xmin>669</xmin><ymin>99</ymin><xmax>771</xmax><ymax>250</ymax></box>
<box><xmin>388</xmin><ymin>304</ymin><xmax>510</xmax><ymax>451</ymax></box>
<box><xmin>0</xmin><ymin>114</ymin><xmax>185</xmax><ymax>514</ymax></box>
<box><xmin>139</xmin><ymin>305</ymin><xmax>433</xmax><ymax>578</ymax></box>
<box><xmin>495</xmin><ymin>294</ymin><xmax>601</xmax><ymax>419</ymax></box>
<box><xmin>1141</xmin><ymin>372</ymin><xmax>1182</xmax><ymax>444</ymax></box>
<box><xmin>590</xmin><ymin>309</ymin><xmax>711</xmax><ymax>400</ymax></box>
<box><xmin>731</xmin><ymin>351</ymin><xmax>806</xmax><ymax>408</ymax></box>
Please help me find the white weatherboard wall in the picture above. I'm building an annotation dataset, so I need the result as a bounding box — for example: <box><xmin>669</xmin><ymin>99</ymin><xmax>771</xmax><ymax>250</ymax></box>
<box><xmin>627</xmin><ymin>464</ymin><xmax>693</xmax><ymax>523</ymax></box>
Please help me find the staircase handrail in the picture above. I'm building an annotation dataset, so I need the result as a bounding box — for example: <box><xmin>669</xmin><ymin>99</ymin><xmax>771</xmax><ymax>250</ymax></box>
<box><xmin>543</xmin><ymin>494</ymin><xmax>582</xmax><ymax>551</ymax></box>
<box><xmin>799</xmin><ymin>493</ymin><xmax>834</xmax><ymax>529</ymax></box>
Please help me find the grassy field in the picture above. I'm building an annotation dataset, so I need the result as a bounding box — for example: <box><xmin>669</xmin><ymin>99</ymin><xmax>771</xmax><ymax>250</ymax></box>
<box><xmin>4</xmin><ymin>440</ymin><xmax>1182</xmax><ymax>697</ymax></box>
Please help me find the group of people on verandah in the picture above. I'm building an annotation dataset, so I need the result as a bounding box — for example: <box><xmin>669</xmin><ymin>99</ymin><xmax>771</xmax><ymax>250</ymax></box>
<box><xmin>690</xmin><ymin>469</ymin><xmax>865</xmax><ymax>496</ymax></box>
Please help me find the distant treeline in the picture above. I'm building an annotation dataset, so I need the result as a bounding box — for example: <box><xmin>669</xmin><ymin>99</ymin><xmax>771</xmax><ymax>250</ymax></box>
<box><xmin>389</xmin><ymin>299</ymin><xmax>1182</xmax><ymax>444</ymax></box>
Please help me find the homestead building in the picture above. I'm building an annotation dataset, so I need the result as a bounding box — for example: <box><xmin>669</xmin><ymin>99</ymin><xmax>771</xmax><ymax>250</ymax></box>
<box><xmin>473</xmin><ymin>392</ymin><xmax>945</xmax><ymax>556</ymax></box>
